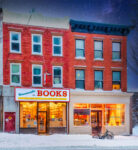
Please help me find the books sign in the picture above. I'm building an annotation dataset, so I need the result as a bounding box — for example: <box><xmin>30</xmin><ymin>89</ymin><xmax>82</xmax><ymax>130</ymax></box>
<box><xmin>15</xmin><ymin>88</ymin><xmax>70</xmax><ymax>102</ymax></box>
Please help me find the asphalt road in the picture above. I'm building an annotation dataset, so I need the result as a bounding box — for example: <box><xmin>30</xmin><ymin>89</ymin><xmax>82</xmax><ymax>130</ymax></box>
<box><xmin>1</xmin><ymin>146</ymin><xmax>138</xmax><ymax>150</ymax></box>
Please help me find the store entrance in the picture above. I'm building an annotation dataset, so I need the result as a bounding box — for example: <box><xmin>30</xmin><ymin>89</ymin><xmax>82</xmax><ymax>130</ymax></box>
<box><xmin>91</xmin><ymin>110</ymin><xmax>102</xmax><ymax>135</ymax></box>
<box><xmin>38</xmin><ymin>112</ymin><xmax>47</xmax><ymax>134</ymax></box>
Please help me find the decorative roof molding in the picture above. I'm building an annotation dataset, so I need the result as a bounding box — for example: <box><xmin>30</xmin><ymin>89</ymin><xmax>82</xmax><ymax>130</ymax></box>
<box><xmin>70</xmin><ymin>19</ymin><xmax>131</xmax><ymax>36</ymax></box>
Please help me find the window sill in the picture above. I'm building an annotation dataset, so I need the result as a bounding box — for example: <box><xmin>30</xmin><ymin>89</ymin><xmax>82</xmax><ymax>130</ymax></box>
<box><xmin>10</xmin><ymin>51</ymin><xmax>22</xmax><ymax>54</ymax></box>
<box><xmin>32</xmin><ymin>53</ymin><xmax>43</xmax><ymax>56</ymax></box>
<box><xmin>53</xmin><ymin>85</ymin><xmax>63</xmax><ymax>88</ymax></box>
<box><xmin>10</xmin><ymin>84</ymin><xmax>21</xmax><ymax>87</ymax></box>
<box><xmin>112</xmin><ymin>59</ymin><xmax>122</xmax><ymax>62</ymax></box>
<box><xmin>75</xmin><ymin>57</ymin><xmax>85</xmax><ymax>60</ymax></box>
<box><xmin>52</xmin><ymin>55</ymin><xmax>63</xmax><ymax>57</ymax></box>
<box><xmin>32</xmin><ymin>85</ymin><xmax>42</xmax><ymax>87</ymax></box>
<box><xmin>94</xmin><ymin>58</ymin><xmax>104</xmax><ymax>61</ymax></box>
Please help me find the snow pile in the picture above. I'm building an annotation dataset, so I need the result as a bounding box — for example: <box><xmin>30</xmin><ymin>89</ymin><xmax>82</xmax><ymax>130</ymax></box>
<box><xmin>133</xmin><ymin>126</ymin><xmax>138</xmax><ymax>136</ymax></box>
<box><xmin>0</xmin><ymin>133</ymin><xmax>138</xmax><ymax>148</ymax></box>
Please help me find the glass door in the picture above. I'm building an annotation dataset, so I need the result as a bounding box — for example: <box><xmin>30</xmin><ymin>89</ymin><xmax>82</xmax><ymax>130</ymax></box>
<box><xmin>91</xmin><ymin>110</ymin><xmax>102</xmax><ymax>135</ymax></box>
<box><xmin>38</xmin><ymin>112</ymin><xmax>47</xmax><ymax>134</ymax></box>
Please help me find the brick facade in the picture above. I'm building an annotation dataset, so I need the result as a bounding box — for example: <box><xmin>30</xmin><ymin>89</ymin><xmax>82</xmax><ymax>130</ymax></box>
<box><xmin>3</xmin><ymin>23</ymin><xmax>127</xmax><ymax>92</ymax></box>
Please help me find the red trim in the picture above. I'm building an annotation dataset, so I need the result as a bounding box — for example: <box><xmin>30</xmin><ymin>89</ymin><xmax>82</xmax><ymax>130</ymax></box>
<box><xmin>14</xmin><ymin>87</ymin><xmax>70</xmax><ymax>102</ymax></box>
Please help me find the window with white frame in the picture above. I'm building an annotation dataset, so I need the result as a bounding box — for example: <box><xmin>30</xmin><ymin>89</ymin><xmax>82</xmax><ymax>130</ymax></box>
<box><xmin>32</xmin><ymin>34</ymin><xmax>42</xmax><ymax>54</ymax></box>
<box><xmin>10</xmin><ymin>32</ymin><xmax>21</xmax><ymax>53</ymax></box>
<box><xmin>10</xmin><ymin>63</ymin><xmax>21</xmax><ymax>85</ymax></box>
<box><xmin>32</xmin><ymin>65</ymin><xmax>42</xmax><ymax>86</ymax></box>
<box><xmin>76</xmin><ymin>70</ymin><xmax>85</xmax><ymax>89</ymax></box>
<box><xmin>112</xmin><ymin>42</ymin><xmax>121</xmax><ymax>60</ymax></box>
<box><xmin>53</xmin><ymin>66</ymin><xmax>62</xmax><ymax>87</ymax></box>
<box><xmin>76</xmin><ymin>39</ymin><xmax>85</xmax><ymax>58</ymax></box>
<box><xmin>52</xmin><ymin>36</ymin><xmax>62</xmax><ymax>56</ymax></box>
<box><xmin>94</xmin><ymin>70</ymin><xmax>103</xmax><ymax>89</ymax></box>
<box><xmin>94</xmin><ymin>41</ymin><xmax>103</xmax><ymax>59</ymax></box>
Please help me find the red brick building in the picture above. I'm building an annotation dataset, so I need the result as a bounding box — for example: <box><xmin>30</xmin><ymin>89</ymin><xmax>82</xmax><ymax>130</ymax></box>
<box><xmin>0</xmin><ymin>10</ymin><xmax>132</xmax><ymax>135</ymax></box>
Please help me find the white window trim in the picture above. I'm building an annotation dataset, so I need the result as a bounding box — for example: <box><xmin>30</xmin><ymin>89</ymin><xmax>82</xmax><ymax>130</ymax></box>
<box><xmin>32</xmin><ymin>34</ymin><xmax>42</xmax><ymax>55</ymax></box>
<box><xmin>32</xmin><ymin>64</ymin><xmax>42</xmax><ymax>87</ymax></box>
<box><xmin>52</xmin><ymin>66</ymin><xmax>63</xmax><ymax>88</ymax></box>
<box><xmin>10</xmin><ymin>63</ymin><xmax>21</xmax><ymax>86</ymax></box>
<box><xmin>10</xmin><ymin>31</ymin><xmax>21</xmax><ymax>53</ymax></box>
<box><xmin>52</xmin><ymin>36</ymin><xmax>63</xmax><ymax>56</ymax></box>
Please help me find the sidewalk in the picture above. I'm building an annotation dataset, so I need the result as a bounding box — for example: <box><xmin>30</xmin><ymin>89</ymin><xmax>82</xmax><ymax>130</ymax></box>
<box><xmin>0</xmin><ymin>133</ymin><xmax>138</xmax><ymax>149</ymax></box>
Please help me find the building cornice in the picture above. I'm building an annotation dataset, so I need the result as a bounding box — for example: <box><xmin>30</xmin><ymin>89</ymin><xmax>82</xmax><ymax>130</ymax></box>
<box><xmin>70</xmin><ymin>19</ymin><xmax>131</xmax><ymax>36</ymax></box>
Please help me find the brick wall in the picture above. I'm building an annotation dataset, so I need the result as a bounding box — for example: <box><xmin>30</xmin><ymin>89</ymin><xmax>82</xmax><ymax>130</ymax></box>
<box><xmin>3</xmin><ymin>23</ymin><xmax>127</xmax><ymax>91</ymax></box>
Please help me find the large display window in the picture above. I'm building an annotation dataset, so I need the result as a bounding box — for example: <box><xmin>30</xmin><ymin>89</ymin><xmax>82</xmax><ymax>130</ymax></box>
<box><xmin>73</xmin><ymin>103</ymin><xmax>125</xmax><ymax>127</ymax></box>
<box><xmin>20</xmin><ymin>102</ymin><xmax>37</xmax><ymax>128</ymax></box>
<box><xmin>74</xmin><ymin>104</ymin><xmax>90</xmax><ymax>126</ymax></box>
<box><xmin>50</xmin><ymin>103</ymin><xmax>66</xmax><ymax>127</ymax></box>
<box><xmin>105</xmin><ymin>104</ymin><xmax>125</xmax><ymax>126</ymax></box>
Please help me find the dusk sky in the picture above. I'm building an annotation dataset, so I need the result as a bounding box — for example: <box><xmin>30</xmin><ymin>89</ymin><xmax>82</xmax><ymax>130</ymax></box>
<box><xmin>2</xmin><ymin>0</ymin><xmax>138</xmax><ymax>92</ymax></box>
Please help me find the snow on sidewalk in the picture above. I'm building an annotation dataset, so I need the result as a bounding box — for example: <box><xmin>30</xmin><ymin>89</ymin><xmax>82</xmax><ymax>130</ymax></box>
<box><xmin>0</xmin><ymin>133</ymin><xmax>138</xmax><ymax>148</ymax></box>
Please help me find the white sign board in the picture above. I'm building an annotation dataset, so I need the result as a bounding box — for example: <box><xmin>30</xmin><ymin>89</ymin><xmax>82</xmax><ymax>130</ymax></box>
<box><xmin>15</xmin><ymin>88</ymin><xmax>70</xmax><ymax>102</ymax></box>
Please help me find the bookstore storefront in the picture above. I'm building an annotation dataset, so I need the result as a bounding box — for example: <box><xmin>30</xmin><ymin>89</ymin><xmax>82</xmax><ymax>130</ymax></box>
<box><xmin>15</xmin><ymin>88</ymin><xmax>69</xmax><ymax>134</ymax></box>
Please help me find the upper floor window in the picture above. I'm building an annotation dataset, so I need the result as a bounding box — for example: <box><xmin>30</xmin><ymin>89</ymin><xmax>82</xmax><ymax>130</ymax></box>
<box><xmin>52</xmin><ymin>36</ymin><xmax>62</xmax><ymax>56</ymax></box>
<box><xmin>112</xmin><ymin>71</ymin><xmax>121</xmax><ymax>90</ymax></box>
<box><xmin>10</xmin><ymin>63</ymin><xmax>21</xmax><ymax>86</ymax></box>
<box><xmin>94</xmin><ymin>41</ymin><xmax>103</xmax><ymax>59</ymax></box>
<box><xmin>112</xmin><ymin>42</ymin><xmax>121</xmax><ymax>60</ymax></box>
<box><xmin>10</xmin><ymin>32</ymin><xmax>21</xmax><ymax>53</ymax></box>
<box><xmin>76</xmin><ymin>39</ymin><xmax>85</xmax><ymax>58</ymax></box>
<box><xmin>53</xmin><ymin>66</ymin><xmax>62</xmax><ymax>87</ymax></box>
<box><xmin>32</xmin><ymin>34</ymin><xmax>42</xmax><ymax>55</ymax></box>
<box><xmin>76</xmin><ymin>70</ymin><xmax>85</xmax><ymax>89</ymax></box>
<box><xmin>94</xmin><ymin>70</ymin><xmax>103</xmax><ymax>89</ymax></box>
<box><xmin>32</xmin><ymin>65</ymin><xmax>42</xmax><ymax>87</ymax></box>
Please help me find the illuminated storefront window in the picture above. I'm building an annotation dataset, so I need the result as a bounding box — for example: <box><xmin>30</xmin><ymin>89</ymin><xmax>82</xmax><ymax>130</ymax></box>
<box><xmin>74</xmin><ymin>104</ymin><xmax>90</xmax><ymax>126</ymax></box>
<box><xmin>73</xmin><ymin>103</ymin><xmax>125</xmax><ymax>127</ymax></box>
<box><xmin>105</xmin><ymin>104</ymin><xmax>125</xmax><ymax>126</ymax></box>
<box><xmin>20</xmin><ymin>102</ymin><xmax>37</xmax><ymax>128</ymax></box>
<box><xmin>50</xmin><ymin>103</ymin><xmax>66</xmax><ymax>127</ymax></box>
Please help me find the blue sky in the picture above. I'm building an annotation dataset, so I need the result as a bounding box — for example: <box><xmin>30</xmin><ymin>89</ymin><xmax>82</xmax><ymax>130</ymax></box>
<box><xmin>2</xmin><ymin>0</ymin><xmax>138</xmax><ymax>92</ymax></box>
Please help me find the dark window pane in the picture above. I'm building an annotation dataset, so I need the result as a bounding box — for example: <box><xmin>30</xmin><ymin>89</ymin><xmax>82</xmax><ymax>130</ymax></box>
<box><xmin>33</xmin><ymin>76</ymin><xmax>41</xmax><ymax>84</ymax></box>
<box><xmin>95</xmin><ymin>81</ymin><xmax>103</xmax><ymax>89</ymax></box>
<box><xmin>12</xmin><ymin>43</ymin><xmax>19</xmax><ymax>51</ymax></box>
<box><xmin>34</xmin><ymin>68</ymin><xmax>41</xmax><ymax>75</ymax></box>
<box><xmin>76</xmin><ymin>80</ymin><xmax>84</xmax><ymax>89</ymax></box>
<box><xmin>33</xmin><ymin>35</ymin><xmax>40</xmax><ymax>43</ymax></box>
<box><xmin>76</xmin><ymin>49</ymin><xmax>84</xmax><ymax>57</ymax></box>
<box><xmin>74</xmin><ymin>109</ymin><xmax>90</xmax><ymax>115</ymax></box>
<box><xmin>112</xmin><ymin>51</ymin><xmax>120</xmax><ymax>59</ymax></box>
<box><xmin>54</xmin><ymin>68</ymin><xmax>61</xmax><ymax>76</ymax></box>
<box><xmin>12</xmin><ymin>75</ymin><xmax>20</xmax><ymax>83</ymax></box>
<box><xmin>113</xmin><ymin>72</ymin><xmax>120</xmax><ymax>81</ymax></box>
<box><xmin>94</xmin><ymin>50</ymin><xmax>103</xmax><ymax>59</ymax></box>
<box><xmin>33</xmin><ymin>44</ymin><xmax>41</xmax><ymax>53</ymax></box>
<box><xmin>76</xmin><ymin>70</ymin><xmax>84</xmax><ymax>80</ymax></box>
<box><xmin>54</xmin><ymin>46</ymin><xmax>61</xmax><ymax>55</ymax></box>
<box><xmin>54</xmin><ymin>37</ymin><xmax>61</xmax><ymax>45</ymax></box>
<box><xmin>12</xmin><ymin>34</ymin><xmax>19</xmax><ymax>41</ymax></box>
